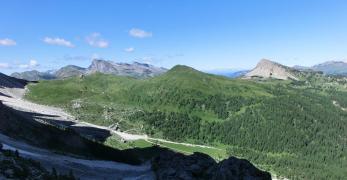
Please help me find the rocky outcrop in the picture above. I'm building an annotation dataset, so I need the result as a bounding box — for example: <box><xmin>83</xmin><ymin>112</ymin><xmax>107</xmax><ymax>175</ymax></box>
<box><xmin>245</xmin><ymin>59</ymin><xmax>298</xmax><ymax>80</ymax></box>
<box><xmin>152</xmin><ymin>151</ymin><xmax>271</xmax><ymax>180</ymax></box>
<box><xmin>87</xmin><ymin>59</ymin><xmax>167</xmax><ymax>78</ymax></box>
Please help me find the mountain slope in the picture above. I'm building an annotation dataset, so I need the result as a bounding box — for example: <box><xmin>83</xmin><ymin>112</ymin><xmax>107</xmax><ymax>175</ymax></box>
<box><xmin>26</xmin><ymin>65</ymin><xmax>347</xmax><ymax>179</ymax></box>
<box><xmin>0</xmin><ymin>71</ymin><xmax>272</xmax><ymax>179</ymax></box>
<box><xmin>245</xmin><ymin>59</ymin><xmax>298</xmax><ymax>80</ymax></box>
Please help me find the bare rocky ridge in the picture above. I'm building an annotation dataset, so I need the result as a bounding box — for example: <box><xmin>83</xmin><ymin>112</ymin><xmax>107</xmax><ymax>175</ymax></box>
<box><xmin>87</xmin><ymin>59</ymin><xmax>167</xmax><ymax>78</ymax></box>
<box><xmin>245</xmin><ymin>59</ymin><xmax>298</xmax><ymax>80</ymax></box>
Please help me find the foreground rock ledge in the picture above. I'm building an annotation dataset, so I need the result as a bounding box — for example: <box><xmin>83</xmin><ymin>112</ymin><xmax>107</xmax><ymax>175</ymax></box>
<box><xmin>152</xmin><ymin>151</ymin><xmax>271</xmax><ymax>180</ymax></box>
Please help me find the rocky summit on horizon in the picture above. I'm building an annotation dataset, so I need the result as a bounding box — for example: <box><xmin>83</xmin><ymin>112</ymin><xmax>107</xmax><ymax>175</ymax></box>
<box><xmin>244</xmin><ymin>59</ymin><xmax>299</xmax><ymax>80</ymax></box>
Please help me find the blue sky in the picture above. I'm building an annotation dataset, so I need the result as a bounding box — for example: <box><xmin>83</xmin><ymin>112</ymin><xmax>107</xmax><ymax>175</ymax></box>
<box><xmin>1</xmin><ymin>0</ymin><xmax>347</xmax><ymax>74</ymax></box>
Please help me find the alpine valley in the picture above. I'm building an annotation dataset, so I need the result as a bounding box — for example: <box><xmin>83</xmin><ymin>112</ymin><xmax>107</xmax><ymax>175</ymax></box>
<box><xmin>1</xmin><ymin>58</ymin><xmax>346</xmax><ymax>179</ymax></box>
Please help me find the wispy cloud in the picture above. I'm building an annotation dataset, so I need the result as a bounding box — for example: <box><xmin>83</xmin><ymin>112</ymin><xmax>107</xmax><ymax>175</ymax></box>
<box><xmin>86</xmin><ymin>33</ymin><xmax>109</xmax><ymax>48</ymax></box>
<box><xmin>129</xmin><ymin>28</ymin><xmax>152</xmax><ymax>38</ymax></box>
<box><xmin>43</xmin><ymin>37</ymin><xmax>74</xmax><ymax>47</ymax></box>
<box><xmin>19</xmin><ymin>60</ymin><xmax>39</xmax><ymax>69</ymax></box>
<box><xmin>0</xmin><ymin>63</ymin><xmax>10</xmax><ymax>69</ymax></box>
<box><xmin>0</xmin><ymin>38</ymin><xmax>16</xmax><ymax>46</ymax></box>
<box><xmin>124</xmin><ymin>47</ymin><xmax>135</xmax><ymax>52</ymax></box>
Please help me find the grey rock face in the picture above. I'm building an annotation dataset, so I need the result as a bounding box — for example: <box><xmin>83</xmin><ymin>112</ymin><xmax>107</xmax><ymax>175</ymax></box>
<box><xmin>245</xmin><ymin>59</ymin><xmax>298</xmax><ymax>80</ymax></box>
<box><xmin>87</xmin><ymin>59</ymin><xmax>167</xmax><ymax>78</ymax></box>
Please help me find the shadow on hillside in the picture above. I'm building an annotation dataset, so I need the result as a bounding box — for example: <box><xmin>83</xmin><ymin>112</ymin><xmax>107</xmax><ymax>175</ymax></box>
<box><xmin>0</xmin><ymin>73</ymin><xmax>29</xmax><ymax>88</ymax></box>
<box><xmin>0</xmin><ymin>101</ymin><xmax>272</xmax><ymax>179</ymax></box>
<box><xmin>6</xmin><ymin>108</ymin><xmax>112</xmax><ymax>142</ymax></box>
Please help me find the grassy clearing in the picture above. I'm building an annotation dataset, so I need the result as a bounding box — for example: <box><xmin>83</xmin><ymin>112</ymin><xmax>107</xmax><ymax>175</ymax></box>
<box><xmin>105</xmin><ymin>135</ymin><xmax>227</xmax><ymax>160</ymax></box>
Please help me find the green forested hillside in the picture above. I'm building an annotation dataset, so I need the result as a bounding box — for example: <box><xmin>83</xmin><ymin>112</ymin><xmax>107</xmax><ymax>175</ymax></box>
<box><xmin>26</xmin><ymin>65</ymin><xmax>347</xmax><ymax>179</ymax></box>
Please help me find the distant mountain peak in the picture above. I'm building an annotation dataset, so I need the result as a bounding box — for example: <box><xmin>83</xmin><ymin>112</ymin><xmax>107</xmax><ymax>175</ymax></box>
<box><xmin>245</xmin><ymin>59</ymin><xmax>298</xmax><ymax>80</ymax></box>
<box><xmin>310</xmin><ymin>60</ymin><xmax>347</xmax><ymax>75</ymax></box>
<box><xmin>313</xmin><ymin>60</ymin><xmax>347</xmax><ymax>67</ymax></box>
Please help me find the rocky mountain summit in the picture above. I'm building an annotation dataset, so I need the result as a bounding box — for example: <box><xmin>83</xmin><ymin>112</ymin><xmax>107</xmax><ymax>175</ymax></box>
<box><xmin>11</xmin><ymin>59</ymin><xmax>167</xmax><ymax>81</ymax></box>
<box><xmin>245</xmin><ymin>59</ymin><xmax>298</xmax><ymax>80</ymax></box>
<box><xmin>88</xmin><ymin>59</ymin><xmax>167</xmax><ymax>78</ymax></box>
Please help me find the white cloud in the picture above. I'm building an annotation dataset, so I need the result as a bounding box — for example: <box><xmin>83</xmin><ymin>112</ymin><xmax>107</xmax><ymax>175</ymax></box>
<box><xmin>0</xmin><ymin>63</ymin><xmax>10</xmax><ymax>68</ymax></box>
<box><xmin>0</xmin><ymin>38</ymin><xmax>16</xmax><ymax>46</ymax></box>
<box><xmin>43</xmin><ymin>37</ymin><xmax>74</xmax><ymax>47</ymax></box>
<box><xmin>86</xmin><ymin>33</ymin><xmax>109</xmax><ymax>48</ymax></box>
<box><xmin>19</xmin><ymin>60</ymin><xmax>39</xmax><ymax>69</ymax></box>
<box><xmin>129</xmin><ymin>28</ymin><xmax>152</xmax><ymax>38</ymax></box>
<box><xmin>124</xmin><ymin>47</ymin><xmax>135</xmax><ymax>52</ymax></box>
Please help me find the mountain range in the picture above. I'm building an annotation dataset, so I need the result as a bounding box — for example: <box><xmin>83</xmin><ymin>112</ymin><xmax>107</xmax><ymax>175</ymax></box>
<box><xmin>23</xmin><ymin>59</ymin><xmax>347</xmax><ymax>179</ymax></box>
<box><xmin>2</xmin><ymin>58</ymin><xmax>347</xmax><ymax>179</ymax></box>
<box><xmin>11</xmin><ymin>59</ymin><xmax>167</xmax><ymax>81</ymax></box>
<box><xmin>11</xmin><ymin>59</ymin><xmax>347</xmax><ymax>82</ymax></box>
<box><xmin>293</xmin><ymin>61</ymin><xmax>347</xmax><ymax>75</ymax></box>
